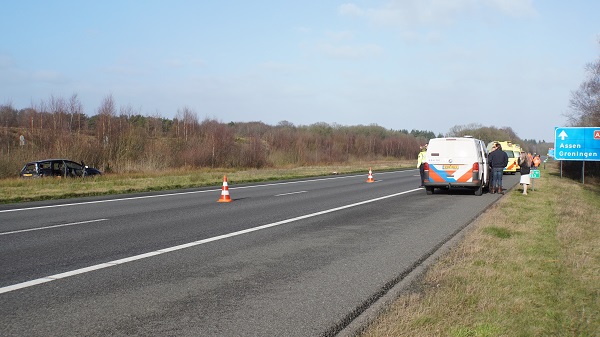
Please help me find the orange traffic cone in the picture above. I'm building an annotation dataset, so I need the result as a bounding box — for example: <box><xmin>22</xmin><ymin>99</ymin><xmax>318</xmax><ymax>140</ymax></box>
<box><xmin>217</xmin><ymin>175</ymin><xmax>232</xmax><ymax>202</ymax></box>
<box><xmin>366</xmin><ymin>167</ymin><xmax>375</xmax><ymax>183</ymax></box>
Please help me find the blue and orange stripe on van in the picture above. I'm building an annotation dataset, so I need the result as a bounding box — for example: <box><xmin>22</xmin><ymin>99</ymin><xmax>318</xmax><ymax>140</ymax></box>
<box><xmin>427</xmin><ymin>164</ymin><xmax>474</xmax><ymax>183</ymax></box>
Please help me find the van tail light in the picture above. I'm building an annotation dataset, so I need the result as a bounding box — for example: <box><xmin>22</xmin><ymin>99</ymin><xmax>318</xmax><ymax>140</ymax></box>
<box><xmin>423</xmin><ymin>163</ymin><xmax>429</xmax><ymax>171</ymax></box>
<box><xmin>472</xmin><ymin>162</ymin><xmax>480</xmax><ymax>183</ymax></box>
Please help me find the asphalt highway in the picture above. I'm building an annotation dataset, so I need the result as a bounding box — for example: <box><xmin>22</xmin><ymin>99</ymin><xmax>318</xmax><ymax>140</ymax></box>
<box><xmin>0</xmin><ymin>170</ymin><xmax>518</xmax><ymax>336</ymax></box>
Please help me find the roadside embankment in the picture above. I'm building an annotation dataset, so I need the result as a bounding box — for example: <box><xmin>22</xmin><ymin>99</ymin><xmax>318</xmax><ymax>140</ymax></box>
<box><xmin>360</xmin><ymin>165</ymin><xmax>600</xmax><ymax>336</ymax></box>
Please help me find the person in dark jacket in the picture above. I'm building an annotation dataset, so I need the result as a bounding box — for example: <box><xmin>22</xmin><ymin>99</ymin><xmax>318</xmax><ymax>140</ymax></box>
<box><xmin>518</xmin><ymin>151</ymin><xmax>532</xmax><ymax>195</ymax></box>
<box><xmin>488</xmin><ymin>142</ymin><xmax>509</xmax><ymax>194</ymax></box>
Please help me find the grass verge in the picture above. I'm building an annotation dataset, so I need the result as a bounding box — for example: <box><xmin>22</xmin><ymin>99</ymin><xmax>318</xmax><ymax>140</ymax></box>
<box><xmin>0</xmin><ymin>160</ymin><xmax>412</xmax><ymax>204</ymax></box>
<box><xmin>360</xmin><ymin>165</ymin><xmax>600</xmax><ymax>336</ymax></box>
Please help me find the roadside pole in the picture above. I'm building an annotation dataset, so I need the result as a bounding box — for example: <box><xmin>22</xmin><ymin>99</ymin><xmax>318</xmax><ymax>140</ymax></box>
<box><xmin>530</xmin><ymin>169</ymin><xmax>540</xmax><ymax>191</ymax></box>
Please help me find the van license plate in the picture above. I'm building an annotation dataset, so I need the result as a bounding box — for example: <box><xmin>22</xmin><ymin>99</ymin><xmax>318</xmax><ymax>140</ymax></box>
<box><xmin>443</xmin><ymin>165</ymin><xmax>459</xmax><ymax>170</ymax></box>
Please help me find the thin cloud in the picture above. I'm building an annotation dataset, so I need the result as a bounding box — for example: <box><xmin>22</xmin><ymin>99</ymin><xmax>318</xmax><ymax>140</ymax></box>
<box><xmin>294</xmin><ymin>26</ymin><xmax>312</xmax><ymax>34</ymax></box>
<box><xmin>103</xmin><ymin>65</ymin><xmax>146</xmax><ymax>77</ymax></box>
<box><xmin>190</xmin><ymin>58</ymin><xmax>205</xmax><ymax>67</ymax></box>
<box><xmin>258</xmin><ymin>61</ymin><xmax>305</xmax><ymax>75</ymax></box>
<box><xmin>165</xmin><ymin>58</ymin><xmax>185</xmax><ymax>68</ymax></box>
<box><xmin>338</xmin><ymin>3</ymin><xmax>364</xmax><ymax>17</ymax></box>
<box><xmin>487</xmin><ymin>0</ymin><xmax>538</xmax><ymax>18</ymax></box>
<box><xmin>164</xmin><ymin>57</ymin><xmax>206</xmax><ymax>68</ymax></box>
<box><xmin>31</xmin><ymin>70</ymin><xmax>68</xmax><ymax>84</ymax></box>
<box><xmin>318</xmin><ymin>42</ymin><xmax>384</xmax><ymax>59</ymax></box>
<box><xmin>0</xmin><ymin>53</ymin><xmax>15</xmax><ymax>68</ymax></box>
<box><xmin>325</xmin><ymin>30</ymin><xmax>354</xmax><ymax>41</ymax></box>
<box><xmin>339</xmin><ymin>0</ymin><xmax>538</xmax><ymax>27</ymax></box>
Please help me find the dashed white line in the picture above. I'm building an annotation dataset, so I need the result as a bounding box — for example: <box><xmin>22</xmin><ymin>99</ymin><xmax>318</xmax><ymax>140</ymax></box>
<box><xmin>0</xmin><ymin>175</ymin><xmax>363</xmax><ymax>214</ymax></box>
<box><xmin>0</xmin><ymin>171</ymin><xmax>417</xmax><ymax>214</ymax></box>
<box><xmin>0</xmin><ymin>188</ymin><xmax>421</xmax><ymax>295</ymax></box>
<box><xmin>0</xmin><ymin>219</ymin><xmax>109</xmax><ymax>236</ymax></box>
<box><xmin>275</xmin><ymin>191</ymin><xmax>308</xmax><ymax>196</ymax></box>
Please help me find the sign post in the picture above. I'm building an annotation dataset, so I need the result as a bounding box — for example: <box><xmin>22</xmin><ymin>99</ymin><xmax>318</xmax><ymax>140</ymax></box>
<box><xmin>554</xmin><ymin>127</ymin><xmax>600</xmax><ymax>183</ymax></box>
<box><xmin>529</xmin><ymin>169</ymin><xmax>540</xmax><ymax>191</ymax></box>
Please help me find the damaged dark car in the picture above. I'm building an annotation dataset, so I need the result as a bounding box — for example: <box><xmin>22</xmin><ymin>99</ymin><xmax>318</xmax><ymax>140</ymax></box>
<box><xmin>20</xmin><ymin>159</ymin><xmax>102</xmax><ymax>178</ymax></box>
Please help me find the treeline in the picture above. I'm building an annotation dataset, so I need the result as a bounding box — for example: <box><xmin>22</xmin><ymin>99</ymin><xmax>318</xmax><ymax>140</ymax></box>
<box><xmin>1</xmin><ymin>92</ymin><xmax>559</xmax><ymax>179</ymax></box>
<box><xmin>0</xmin><ymin>94</ymin><xmax>441</xmax><ymax>178</ymax></box>
<box><xmin>446</xmin><ymin>123</ymin><xmax>553</xmax><ymax>156</ymax></box>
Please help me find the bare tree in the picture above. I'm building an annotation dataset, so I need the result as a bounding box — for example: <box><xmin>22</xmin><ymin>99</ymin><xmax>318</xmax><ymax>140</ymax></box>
<box><xmin>68</xmin><ymin>93</ymin><xmax>84</xmax><ymax>133</ymax></box>
<box><xmin>97</xmin><ymin>94</ymin><xmax>116</xmax><ymax>144</ymax></box>
<box><xmin>567</xmin><ymin>45</ymin><xmax>600</xmax><ymax>126</ymax></box>
<box><xmin>48</xmin><ymin>95</ymin><xmax>67</xmax><ymax>132</ymax></box>
<box><xmin>563</xmin><ymin>41</ymin><xmax>600</xmax><ymax>178</ymax></box>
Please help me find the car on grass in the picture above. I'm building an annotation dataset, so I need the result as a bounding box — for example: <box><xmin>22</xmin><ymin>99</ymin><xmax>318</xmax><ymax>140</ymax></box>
<box><xmin>20</xmin><ymin>159</ymin><xmax>102</xmax><ymax>178</ymax></box>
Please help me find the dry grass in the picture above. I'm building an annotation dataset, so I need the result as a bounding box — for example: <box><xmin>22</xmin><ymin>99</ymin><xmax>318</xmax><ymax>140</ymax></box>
<box><xmin>0</xmin><ymin>160</ymin><xmax>413</xmax><ymax>204</ymax></box>
<box><xmin>361</xmin><ymin>165</ymin><xmax>600</xmax><ymax>336</ymax></box>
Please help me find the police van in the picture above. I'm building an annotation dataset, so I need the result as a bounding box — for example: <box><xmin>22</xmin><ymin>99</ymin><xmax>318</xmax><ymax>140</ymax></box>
<box><xmin>423</xmin><ymin>137</ymin><xmax>490</xmax><ymax>196</ymax></box>
<box><xmin>486</xmin><ymin>141</ymin><xmax>521</xmax><ymax>174</ymax></box>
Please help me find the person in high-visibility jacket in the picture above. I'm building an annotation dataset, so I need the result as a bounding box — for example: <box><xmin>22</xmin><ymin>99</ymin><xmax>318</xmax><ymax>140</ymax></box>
<box><xmin>417</xmin><ymin>144</ymin><xmax>427</xmax><ymax>187</ymax></box>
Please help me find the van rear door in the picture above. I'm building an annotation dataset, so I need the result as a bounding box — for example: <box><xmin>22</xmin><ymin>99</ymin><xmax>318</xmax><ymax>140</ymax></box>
<box><xmin>426</xmin><ymin>138</ymin><xmax>478</xmax><ymax>184</ymax></box>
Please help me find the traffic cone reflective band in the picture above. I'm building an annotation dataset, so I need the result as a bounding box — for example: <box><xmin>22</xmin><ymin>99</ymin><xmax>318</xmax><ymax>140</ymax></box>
<box><xmin>366</xmin><ymin>168</ymin><xmax>375</xmax><ymax>183</ymax></box>
<box><xmin>218</xmin><ymin>175</ymin><xmax>232</xmax><ymax>202</ymax></box>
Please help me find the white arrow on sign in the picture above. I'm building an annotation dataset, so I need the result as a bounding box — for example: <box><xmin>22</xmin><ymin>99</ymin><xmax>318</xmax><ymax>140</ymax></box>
<box><xmin>558</xmin><ymin>130</ymin><xmax>568</xmax><ymax>140</ymax></box>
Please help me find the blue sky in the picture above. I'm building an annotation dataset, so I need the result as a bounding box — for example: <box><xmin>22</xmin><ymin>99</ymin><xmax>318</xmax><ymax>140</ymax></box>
<box><xmin>2</xmin><ymin>1</ymin><xmax>599</xmax><ymax>142</ymax></box>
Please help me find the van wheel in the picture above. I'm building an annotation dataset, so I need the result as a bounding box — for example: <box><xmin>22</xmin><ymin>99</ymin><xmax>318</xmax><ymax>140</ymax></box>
<box><xmin>474</xmin><ymin>186</ymin><xmax>483</xmax><ymax>196</ymax></box>
<box><xmin>426</xmin><ymin>187</ymin><xmax>434</xmax><ymax>195</ymax></box>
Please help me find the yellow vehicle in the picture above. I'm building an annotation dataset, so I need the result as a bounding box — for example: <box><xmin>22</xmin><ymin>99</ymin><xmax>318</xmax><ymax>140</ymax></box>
<box><xmin>487</xmin><ymin>141</ymin><xmax>521</xmax><ymax>174</ymax></box>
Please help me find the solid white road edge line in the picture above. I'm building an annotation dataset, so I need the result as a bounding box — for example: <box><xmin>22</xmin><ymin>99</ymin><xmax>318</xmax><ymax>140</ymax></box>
<box><xmin>0</xmin><ymin>188</ymin><xmax>421</xmax><ymax>295</ymax></box>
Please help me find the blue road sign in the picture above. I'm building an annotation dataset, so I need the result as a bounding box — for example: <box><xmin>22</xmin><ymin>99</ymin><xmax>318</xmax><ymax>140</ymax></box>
<box><xmin>554</xmin><ymin>127</ymin><xmax>600</xmax><ymax>161</ymax></box>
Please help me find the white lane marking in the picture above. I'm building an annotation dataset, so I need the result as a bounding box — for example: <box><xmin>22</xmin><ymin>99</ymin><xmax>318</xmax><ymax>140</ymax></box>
<box><xmin>0</xmin><ymin>188</ymin><xmax>421</xmax><ymax>295</ymax></box>
<box><xmin>0</xmin><ymin>170</ymin><xmax>416</xmax><ymax>214</ymax></box>
<box><xmin>275</xmin><ymin>191</ymin><xmax>307</xmax><ymax>197</ymax></box>
<box><xmin>0</xmin><ymin>175</ymin><xmax>353</xmax><ymax>214</ymax></box>
<box><xmin>0</xmin><ymin>219</ymin><xmax>109</xmax><ymax>236</ymax></box>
